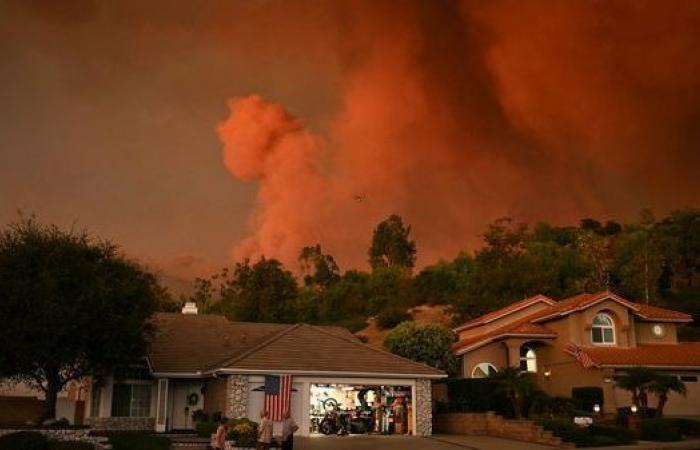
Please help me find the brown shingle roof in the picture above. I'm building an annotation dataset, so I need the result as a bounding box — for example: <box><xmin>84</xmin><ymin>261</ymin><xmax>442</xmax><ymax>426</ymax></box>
<box><xmin>571</xmin><ymin>343</ymin><xmax>700</xmax><ymax>368</ymax></box>
<box><xmin>148</xmin><ymin>313</ymin><xmax>444</xmax><ymax>378</ymax></box>
<box><xmin>217</xmin><ymin>323</ymin><xmax>444</xmax><ymax>377</ymax></box>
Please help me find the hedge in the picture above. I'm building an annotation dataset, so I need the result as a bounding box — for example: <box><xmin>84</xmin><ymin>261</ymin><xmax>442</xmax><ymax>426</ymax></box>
<box><xmin>107</xmin><ymin>432</ymin><xmax>170</xmax><ymax>450</ymax></box>
<box><xmin>0</xmin><ymin>432</ymin><xmax>95</xmax><ymax>450</ymax></box>
<box><xmin>539</xmin><ymin>419</ymin><xmax>638</xmax><ymax>447</ymax></box>
<box><xmin>443</xmin><ymin>379</ymin><xmax>513</xmax><ymax>417</ymax></box>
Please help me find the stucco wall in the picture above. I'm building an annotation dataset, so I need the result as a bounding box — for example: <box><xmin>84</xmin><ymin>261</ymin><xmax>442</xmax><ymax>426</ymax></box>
<box><xmin>635</xmin><ymin>321</ymin><xmax>678</xmax><ymax>344</ymax></box>
<box><xmin>203</xmin><ymin>377</ymin><xmax>227</xmax><ymax>416</ymax></box>
<box><xmin>461</xmin><ymin>342</ymin><xmax>507</xmax><ymax>378</ymax></box>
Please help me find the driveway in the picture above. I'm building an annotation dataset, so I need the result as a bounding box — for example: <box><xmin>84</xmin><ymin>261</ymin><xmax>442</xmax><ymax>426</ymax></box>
<box><xmin>294</xmin><ymin>434</ymin><xmax>556</xmax><ymax>450</ymax></box>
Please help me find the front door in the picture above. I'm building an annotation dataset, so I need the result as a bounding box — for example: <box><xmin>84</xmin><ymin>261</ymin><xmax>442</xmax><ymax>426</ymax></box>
<box><xmin>169</xmin><ymin>381</ymin><xmax>204</xmax><ymax>430</ymax></box>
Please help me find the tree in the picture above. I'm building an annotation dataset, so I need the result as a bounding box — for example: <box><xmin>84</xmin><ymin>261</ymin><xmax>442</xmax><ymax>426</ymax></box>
<box><xmin>368</xmin><ymin>215</ymin><xmax>417</xmax><ymax>271</ymax></box>
<box><xmin>649</xmin><ymin>374</ymin><xmax>686</xmax><ymax>417</ymax></box>
<box><xmin>614</xmin><ymin>366</ymin><xmax>658</xmax><ymax>411</ymax></box>
<box><xmin>215</xmin><ymin>257</ymin><xmax>299</xmax><ymax>323</ymax></box>
<box><xmin>299</xmin><ymin>244</ymin><xmax>340</xmax><ymax>290</ymax></box>
<box><xmin>383</xmin><ymin>322</ymin><xmax>456</xmax><ymax>373</ymax></box>
<box><xmin>488</xmin><ymin>366</ymin><xmax>537</xmax><ymax>418</ymax></box>
<box><xmin>0</xmin><ymin>218</ymin><xmax>159</xmax><ymax>420</ymax></box>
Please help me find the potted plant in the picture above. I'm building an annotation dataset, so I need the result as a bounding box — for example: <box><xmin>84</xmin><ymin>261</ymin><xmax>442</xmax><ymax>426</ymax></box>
<box><xmin>227</xmin><ymin>418</ymin><xmax>259</xmax><ymax>450</ymax></box>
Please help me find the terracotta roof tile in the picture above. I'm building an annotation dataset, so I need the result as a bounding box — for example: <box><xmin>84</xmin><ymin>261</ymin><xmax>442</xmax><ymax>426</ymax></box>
<box><xmin>453</xmin><ymin>295</ymin><xmax>554</xmax><ymax>332</ymax></box>
<box><xmin>572</xmin><ymin>343</ymin><xmax>700</xmax><ymax>368</ymax></box>
<box><xmin>634</xmin><ymin>304</ymin><xmax>692</xmax><ymax>321</ymax></box>
<box><xmin>453</xmin><ymin>318</ymin><xmax>557</xmax><ymax>352</ymax></box>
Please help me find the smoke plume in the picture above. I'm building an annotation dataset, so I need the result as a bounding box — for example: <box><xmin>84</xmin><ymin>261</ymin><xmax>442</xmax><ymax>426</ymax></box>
<box><xmin>218</xmin><ymin>0</ymin><xmax>700</xmax><ymax>270</ymax></box>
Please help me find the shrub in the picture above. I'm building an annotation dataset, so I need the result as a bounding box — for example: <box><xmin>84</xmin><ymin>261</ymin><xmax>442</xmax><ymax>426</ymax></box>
<box><xmin>196</xmin><ymin>420</ymin><xmax>218</xmax><ymax>438</ymax></box>
<box><xmin>445</xmin><ymin>378</ymin><xmax>513</xmax><ymax>417</ymax></box>
<box><xmin>572</xmin><ymin>387</ymin><xmax>604</xmax><ymax>414</ymax></box>
<box><xmin>108</xmin><ymin>432</ymin><xmax>171</xmax><ymax>450</ymax></box>
<box><xmin>640</xmin><ymin>419</ymin><xmax>682</xmax><ymax>442</ymax></box>
<box><xmin>539</xmin><ymin>418</ymin><xmax>592</xmax><ymax>446</ymax></box>
<box><xmin>227</xmin><ymin>418</ymin><xmax>258</xmax><ymax>447</ymax></box>
<box><xmin>588</xmin><ymin>424</ymin><xmax>637</xmax><ymax>444</ymax></box>
<box><xmin>0</xmin><ymin>431</ymin><xmax>48</xmax><ymax>450</ymax></box>
<box><xmin>337</xmin><ymin>317</ymin><xmax>368</xmax><ymax>333</ymax></box>
<box><xmin>375</xmin><ymin>308</ymin><xmax>411</xmax><ymax>330</ymax></box>
<box><xmin>667</xmin><ymin>418</ymin><xmax>700</xmax><ymax>437</ymax></box>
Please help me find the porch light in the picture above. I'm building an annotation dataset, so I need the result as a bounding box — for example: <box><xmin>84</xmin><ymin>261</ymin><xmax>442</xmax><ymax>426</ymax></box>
<box><xmin>593</xmin><ymin>404</ymin><xmax>601</xmax><ymax>413</ymax></box>
<box><xmin>630</xmin><ymin>405</ymin><xmax>638</xmax><ymax>414</ymax></box>
<box><xmin>543</xmin><ymin>369</ymin><xmax>551</xmax><ymax>378</ymax></box>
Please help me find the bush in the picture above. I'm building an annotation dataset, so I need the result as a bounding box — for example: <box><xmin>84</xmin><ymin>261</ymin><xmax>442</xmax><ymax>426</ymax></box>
<box><xmin>375</xmin><ymin>308</ymin><xmax>411</xmax><ymax>330</ymax></box>
<box><xmin>196</xmin><ymin>420</ymin><xmax>218</xmax><ymax>438</ymax></box>
<box><xmin>445</xmin><ymin>378</ymin><xmax>513</xmax><ymax>417</ymax></box>
<box><xmin>227</xmin><ymin>418</ymin><xmax>258</xmax><ymax>447</ymax></box>
<box><xmin>571</xmin><ymin>387</ymin><xmax>604</xmax><ymax>414</ymax></box>
<box><xmin>337</xmin><ymin>317</ymin><xmax>368</xmax><ymax>333</ymax></box>
<box><xmin>640</xmin><ymin>419</ymin><xmax>682</xmax><ymax>442</ymax></box>
<box><xmin>108</xmin><ymin>432</ymin><xmax>171</xmax><ymax>450</ymax></box>
<box><xmin>539</xmin><ymin>418</ymin><xmax>592</xmax><ymax>446</ymax></box>
<box><xmin>667</xmin><ymin>418</ymin><xmax>700</xmax><ymax>437</ymax></box>
<box><xmin>588</xmin><ymin>424</ymin><xmax>637</xmax><ymax>444</ymax></box>
<box><xmin>0</xmin><ymin>431</ymin><xmax>48</xmax><ymax>450</ymax></box>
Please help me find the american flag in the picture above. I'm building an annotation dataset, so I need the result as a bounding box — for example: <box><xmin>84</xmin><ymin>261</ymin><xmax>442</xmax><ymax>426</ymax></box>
<box><xmin>264</xmin><ymin>375</ymin><xmax>292</xmax><ymax>421</ymax></box>
<box><xmin>565</xmin><ymin>344</ymin><xmax>598</xmax><ymax>369</ymax></box>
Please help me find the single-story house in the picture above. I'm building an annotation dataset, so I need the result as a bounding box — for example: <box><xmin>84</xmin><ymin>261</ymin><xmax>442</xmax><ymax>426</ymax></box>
<box><xmin>87</xmin><ymin>305</ymin><xmax>445</xmax><ymax>436</ymax></box>
<box><xmin>453</xmin><ymin>291</ymin><xmax>700</xmax><ymax>416</ymax></box>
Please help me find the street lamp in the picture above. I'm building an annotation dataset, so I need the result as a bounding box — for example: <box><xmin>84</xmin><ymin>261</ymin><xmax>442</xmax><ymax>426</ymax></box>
<box><xmin>593</xmin><ymin>404</ymin><xmax>601</xmax><ymax>414</ymax></box>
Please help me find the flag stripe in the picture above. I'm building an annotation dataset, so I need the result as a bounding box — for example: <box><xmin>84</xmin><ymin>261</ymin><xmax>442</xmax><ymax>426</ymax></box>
<box><xmin>264</xmin><ymin>375</ymin><xmax>292</xmax><ymax>421</ymax></box>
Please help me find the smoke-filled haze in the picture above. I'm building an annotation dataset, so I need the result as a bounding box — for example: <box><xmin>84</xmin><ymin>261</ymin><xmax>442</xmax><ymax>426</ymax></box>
<box><xmin>2</xmin><ymin>0</ymin><xmax>700</xmax><ymax>285</ymax></box>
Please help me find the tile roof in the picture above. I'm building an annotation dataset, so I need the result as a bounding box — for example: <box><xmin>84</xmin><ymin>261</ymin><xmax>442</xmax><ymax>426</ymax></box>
<box><xmin>218</xmin><ymin>323</ymin><xmax>445</xmax><ymax>377</ymax></box>
<box><xmin>452</xmin><ymin>291</ymin><xmax>692</xmax><ymax>354</ymax></box>
<box><xmin>453</xmin><ymin>295</ymin><xmax>555</xmax><ymax>332</ymax></box>
<box><xmin>453</xmin><ymin>318</ymin><xmax>557</xmax><ymax>353</ymax></box>
<box><xmin>148</xmin><ymin>313</ymin><xmax>444</xmax><ymax>378</ymax></box>
<box><xmin>567</xmin><ymin>343</ymin><xmax>700</xmax><ymax>369</ymax></box>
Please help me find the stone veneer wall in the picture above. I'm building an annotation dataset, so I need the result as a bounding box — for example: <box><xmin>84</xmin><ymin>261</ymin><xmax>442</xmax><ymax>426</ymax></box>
<box><xmin>0</xmin><ymin>429</ymin><xmax>110</xmax><ymax>449</ymax></box>
<box><xmin>226</xmin><ymin>375</ymin><xmax>248</xmax><ymax>419</ymax></box>
<box><xmin>86</xmin><ymin>417</ymin><xmax>155</xmax><ymax>431</ymax></box>
<box><xmin>415</xmin><ymin>379</ymin><xmax>432</xmax><ymax>436</ymax></box>
<box><xmin>433</xmin><ymin>412</ymin><xmax>568</xmax><ymax>447</ymax></box>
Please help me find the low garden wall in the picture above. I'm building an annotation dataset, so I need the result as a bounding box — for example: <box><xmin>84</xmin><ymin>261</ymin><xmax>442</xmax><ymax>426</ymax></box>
<box><xmin>434</xmin><ymin>412</ymin><xmax>569</xmax><ymax>447</ymax></box>
<box><xmin>0</xmin><ymin>428</ymin><xmax>110</xmax><ymax>449</ymax></box>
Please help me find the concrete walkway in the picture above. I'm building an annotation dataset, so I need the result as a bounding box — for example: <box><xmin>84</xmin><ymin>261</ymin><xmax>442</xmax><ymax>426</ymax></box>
<box><xmin>294</xmin><ymin>434</ymin><xmax>557</xmax><ymax>450</ymax></box>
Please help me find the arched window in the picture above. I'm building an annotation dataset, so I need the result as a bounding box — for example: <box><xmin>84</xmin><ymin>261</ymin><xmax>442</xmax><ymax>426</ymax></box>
<box><xmin>592</xmin><ymin>312</ymin><xmax>615</xmax><ymax>344</ymax></box>
<box><xmin>519</xmin><ymin>346</ymin><xmax>537</xmax><ymax>372</ymax></box>
<box><xmin>471</xmin><ymin>362</ymin><xmax>498</xmax><ymax>378</ymax></box>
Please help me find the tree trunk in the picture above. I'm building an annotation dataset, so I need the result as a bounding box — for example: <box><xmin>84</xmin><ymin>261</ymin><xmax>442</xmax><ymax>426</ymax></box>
<box><xmin>42</xmin><ymin>371</ymin><xmax>62</xmax><ymax>423</ymax></box>
<box><xmin>657</xmin><ymin>394</ymin><xmax>667</xmax><ymax>417</ymax></box>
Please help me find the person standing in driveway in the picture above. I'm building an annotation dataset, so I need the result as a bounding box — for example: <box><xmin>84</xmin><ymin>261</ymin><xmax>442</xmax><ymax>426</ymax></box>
<box><xmin>281</xmin><ymin>410</ymin><xmax>298</xmax><ymax>450</ymax></box>
<box><xmin>257</xmin><ymin>410</ymin><xmax>273</xmax><ymax>450</ymax></box>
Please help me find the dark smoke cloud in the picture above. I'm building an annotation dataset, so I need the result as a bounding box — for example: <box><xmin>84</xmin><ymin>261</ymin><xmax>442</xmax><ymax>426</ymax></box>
<box><xmin>218</xmin><ymin>0</ymin><xmax>700</xmax><ymax>270</ymax></box>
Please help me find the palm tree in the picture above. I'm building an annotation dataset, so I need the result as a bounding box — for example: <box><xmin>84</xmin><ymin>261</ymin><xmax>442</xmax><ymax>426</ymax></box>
<box><xmin>649</xmin><ymin>374</ymin><xmax>686</xmax><ymax>417</ymax></box>
<box><xmin>615</xmin><ymin>366</ymin><xmax>657</xmax><ymax>411</ymax></box>
<box><xmin>488</xmin><ymin>366</ymin><xmax>536</xmax><ymax>418</ymax></box>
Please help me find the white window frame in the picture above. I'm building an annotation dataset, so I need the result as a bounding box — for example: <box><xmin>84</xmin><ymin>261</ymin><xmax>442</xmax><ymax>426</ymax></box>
<box><xmin>591</xmin><ymin>312</ymin><xmax>616</xmax><ymax>345</ymax></box>
<box><xmin>519</xmin><ymin>346</ymin><xmax>537</xmax><ymax>373</ymax></box>
<box><xmin>471</xmin><ymin>362</ymin><xmax>498</xmax><ymax>378</ymax></box>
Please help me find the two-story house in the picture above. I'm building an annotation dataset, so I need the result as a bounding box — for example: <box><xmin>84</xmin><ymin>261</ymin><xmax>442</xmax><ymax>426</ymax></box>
<box><xmin>453</xmin><ymin>291</ymin><xmax>700</xmax><ymax>415</ymax></box>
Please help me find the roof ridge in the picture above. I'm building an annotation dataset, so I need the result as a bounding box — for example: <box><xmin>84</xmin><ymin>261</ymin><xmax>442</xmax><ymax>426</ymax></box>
<box><xmin>303</xmin><ymin>323</ymin><xmax>444</xmax><ymax>374</ymax></box>
<box><xmin>207</xmin><ymin>323</ymin><xmax>302</xmax><ymax>371</ymax></box>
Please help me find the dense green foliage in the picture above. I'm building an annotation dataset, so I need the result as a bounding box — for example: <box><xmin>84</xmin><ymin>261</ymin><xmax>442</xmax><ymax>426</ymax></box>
<box><xmin>0</xmin><ymin>218</ymin><xmax>160</xmax><ymax>420</ymax></box>
<box><xmin>227</xmin><ymin>418</ymin><xmax>258</xmax><ymax>447</ymax></box>
<box><xmin>185</xmin><ymin>209</ymin><xmax>699</xmax><ymax>369</ymax></box>
<box><xmin>539</xmin><ymin>419</ymin><xmax>637</xmax><ymax>447</ymax></box>
<box><xmin>488</xmin><ymin>367</ymin><xmax>538</xmax><ymax>418</ymax></box>
<box><xmin>108</xmin><ymin>432</ymin><xmax>170</xmax><ymax>450</ymax></box>
<box><xmin>439</xmin><ymin>379</ymin><xmax>513</xmax><ymax>416</ymax></box>
<box><xmin>196</xmin><ymin>420</ymin><xmax>218</xmax><ymax>438</ymax></box>
<box><xmin>640</xmin><ymin>419</ymin><xmax>683</xmax><ymax>441</ymax></box>
<box><xmin>571</xmin><ymin>387</ymin><xmax>604</xmax><ymax>414</ymax></box>
<box><xmin>383</xmin><ymin>322</ymin><xmax>457</xmax><ymax>372</ymax></box>
<box><xmin>375</xmin><ymin>307</ymin><xmax>411</xmax><ymax>330</ymax></box>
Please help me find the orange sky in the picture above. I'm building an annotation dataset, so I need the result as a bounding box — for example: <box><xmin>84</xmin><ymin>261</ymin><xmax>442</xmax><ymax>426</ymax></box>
<box><xmin>2</xmin><ymin>0</ymin><xmax>700</xmax><ymax>288</ymax></box>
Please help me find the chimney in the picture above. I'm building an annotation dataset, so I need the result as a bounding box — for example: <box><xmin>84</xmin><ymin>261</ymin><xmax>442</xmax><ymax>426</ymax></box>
<box><xmin>181</xmin><ymin>302</ymin><xmax>199</xmax><ymax>315</ymax></box>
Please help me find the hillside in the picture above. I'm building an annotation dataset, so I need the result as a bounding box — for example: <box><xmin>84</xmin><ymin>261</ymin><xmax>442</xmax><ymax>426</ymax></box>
<box><xmin>355</xmin><ymin>304</ymin><xmax>455</xmax><ymax>348</ymax></box>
